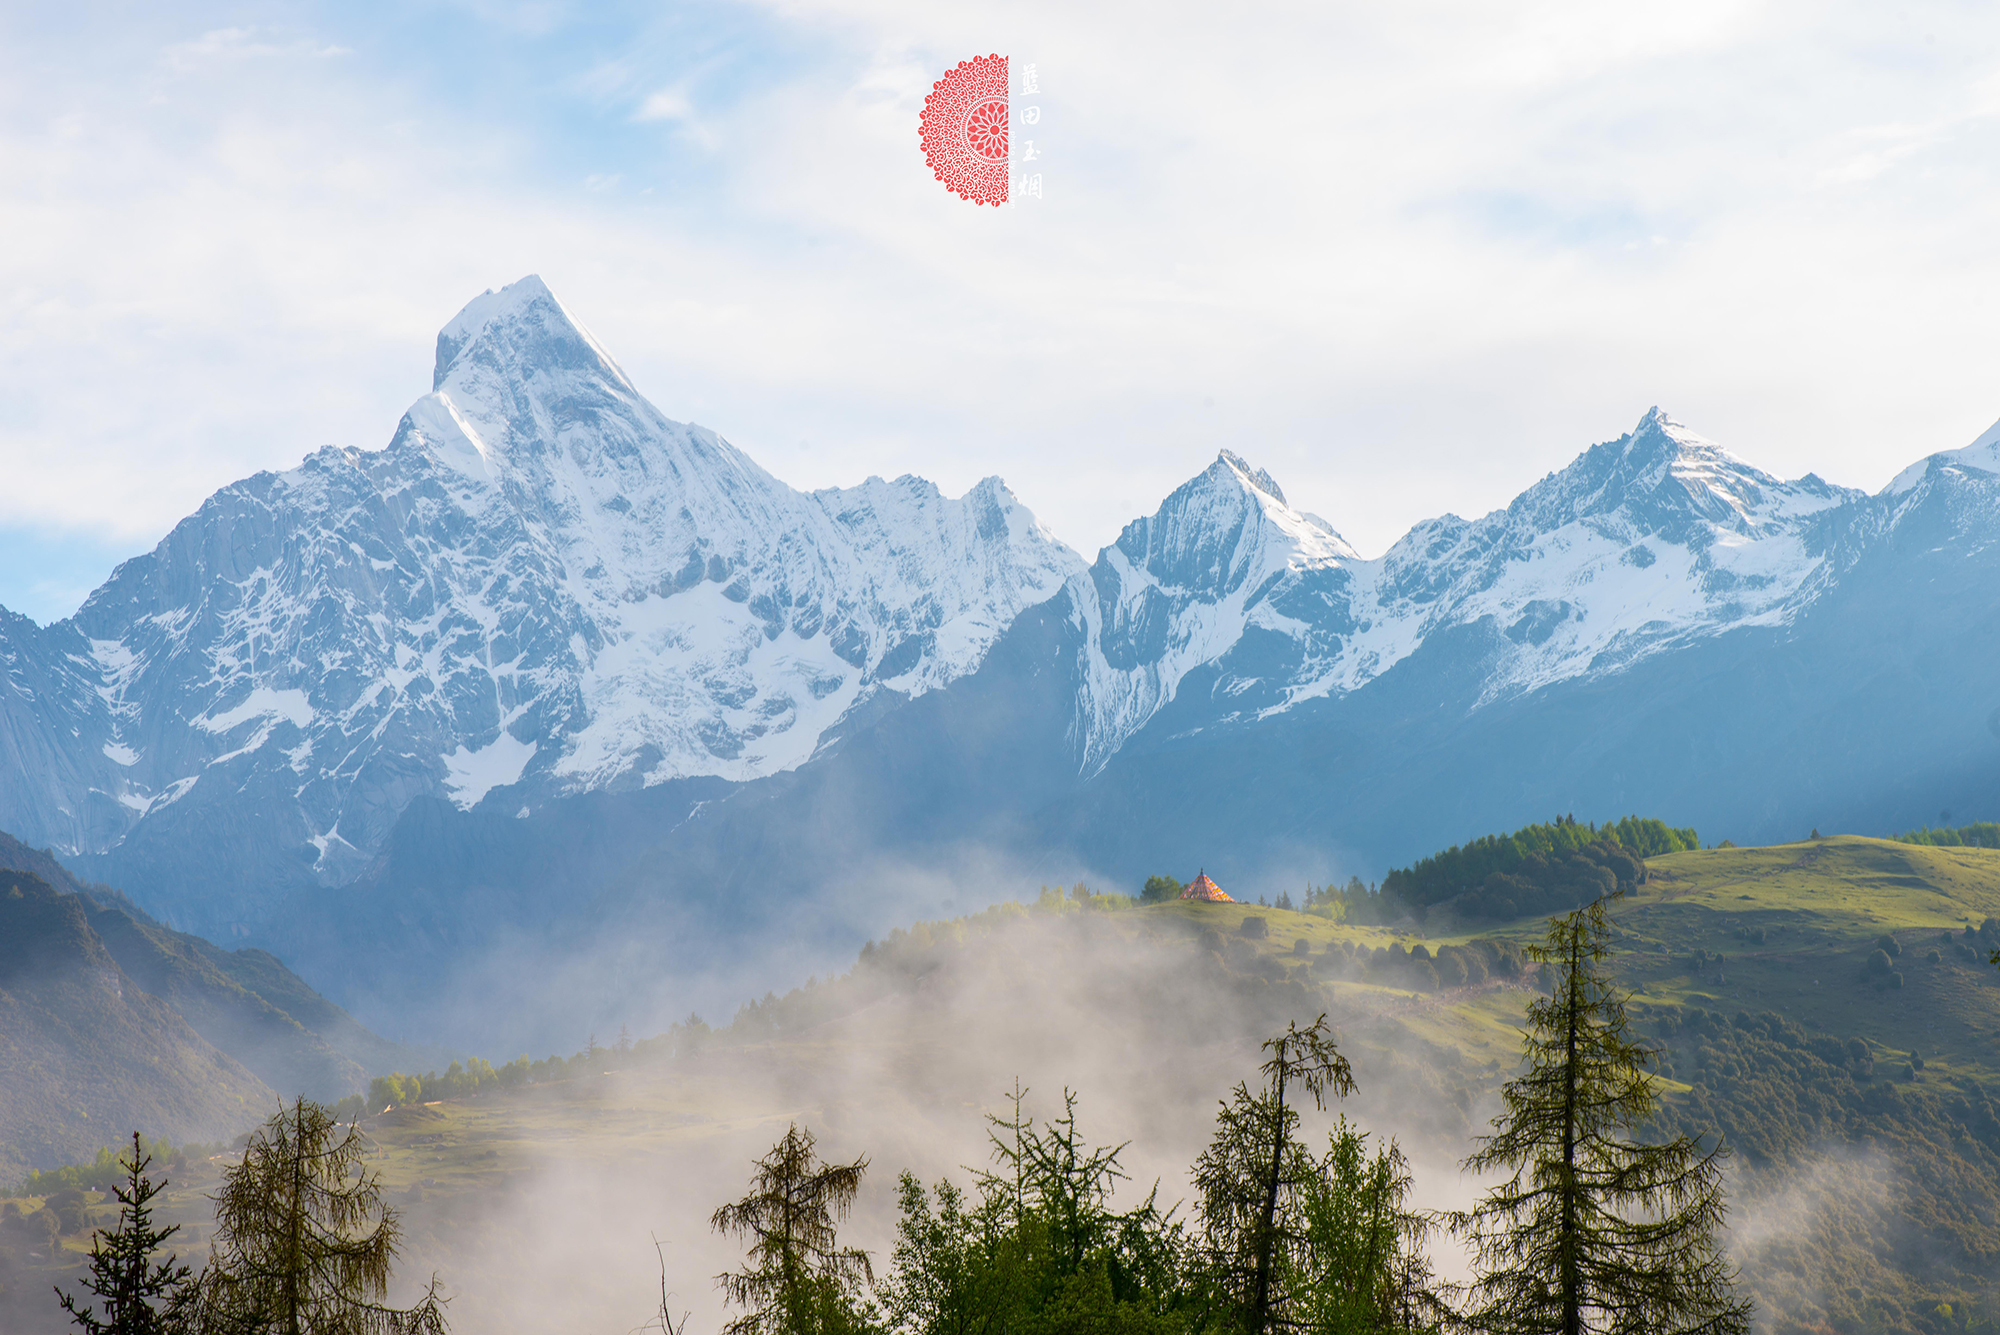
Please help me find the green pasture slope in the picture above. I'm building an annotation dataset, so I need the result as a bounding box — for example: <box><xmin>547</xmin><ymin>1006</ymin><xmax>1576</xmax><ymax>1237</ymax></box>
<box><xmin>1145</xmin><ymin>835</ymin><xmax>2000</xmax><ymax>1333</ymax></box>
<box><xmin>7</xmin><ymin>835</ymin><xmax>2000</xmax><ymax>1334</ymax></box>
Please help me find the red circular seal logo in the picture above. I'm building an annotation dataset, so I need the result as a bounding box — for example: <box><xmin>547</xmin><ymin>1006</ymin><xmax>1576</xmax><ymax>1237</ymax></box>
<box><xmin>920</xmin><ymin>55</ymin><xmax>1009</xmax><ymax>206</ymax></box>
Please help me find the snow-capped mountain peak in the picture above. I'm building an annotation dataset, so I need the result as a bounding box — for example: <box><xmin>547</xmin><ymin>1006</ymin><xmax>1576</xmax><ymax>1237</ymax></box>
<box><xmin>1514</xmin><ymin>408</ymin><xmax>1850</xmax><ymax>540</ymax></box>
<box><xmin>1069</xmin><ymin>451</ymin><xmax>1363</xmax><ymax>770</ymax></box>
<box><xmin>1066</xmin><ymin>410</ymin><xmax>1877</xmax><ymax>771</ymax></box>
<box><xmin>432</xmin><ymin>274</ymin><xmax>625</xmax><ymax>394</ymax></box>
<box><xmin>1358</xmin><ymin>408</ymin><xmax>1865</xmax><ymax>705</ymax></box>
<box><xmin>1110</xmin><ymin>450</ymin><xmax>1359</xmax><ymax>592</ymax></box>
<box><xmin>1</xmin><ymin>278</ymin><xmax>1082</xmax><ymax>915</ymax></box>
<box><xmin>1216</xmin><ymin>448</ymin><xmax>1288</xmax><ymax>505</ymax></box>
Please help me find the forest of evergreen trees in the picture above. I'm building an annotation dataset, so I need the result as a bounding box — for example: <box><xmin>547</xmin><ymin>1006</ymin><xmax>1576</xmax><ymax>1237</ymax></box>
<box><xmin>1379</xmin><ymin>815</ymin><xmax>1697</xmax><ymax>923</ymax></box>
<box><xmin>1896</xmin><ymin>822</ymin><xmax>2000</xmax><ymax>851</ymax></box>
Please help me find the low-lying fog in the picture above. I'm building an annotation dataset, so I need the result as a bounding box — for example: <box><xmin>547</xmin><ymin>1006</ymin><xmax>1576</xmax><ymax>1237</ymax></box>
<box><xmin>378</xmin><ymin>905</ymin><xmax>1491</xmax><ymax>1333</ymax></box>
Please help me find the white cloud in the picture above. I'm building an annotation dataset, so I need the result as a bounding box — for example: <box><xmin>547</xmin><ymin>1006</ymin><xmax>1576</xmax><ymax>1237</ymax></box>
<box><xmin>633</xmin><ymin>87</ymin><xmax>694</xmax><ymax>123</ymax></box>
<box><xmin>2</xmin><ymin>0</ymin><xmax>1998</xmax><ymax>621</ymax></box>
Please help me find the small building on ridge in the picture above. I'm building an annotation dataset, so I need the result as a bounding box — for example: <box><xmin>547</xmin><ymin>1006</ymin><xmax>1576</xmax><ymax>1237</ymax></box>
<box><xmin>1179</xmin><ymin>870</ymin><xmax>1234</xmax><ymax>903</ymax></box>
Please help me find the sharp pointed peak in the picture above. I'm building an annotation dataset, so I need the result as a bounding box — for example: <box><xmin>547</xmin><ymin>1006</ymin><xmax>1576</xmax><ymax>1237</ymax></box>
<box><xmin>1212</xmin><ymin>449</ymin><xmax>1287</xmax><ymax>504</ymax></box>
<box><xmin>432</xmin><ymin>275</ymin><xmax>625</xmax><ymax>393</ymax></box>
<box><xmin>1625</xmin><ymin>406</ymin><xmax>1720</xmax><ymax>455</ymax></box>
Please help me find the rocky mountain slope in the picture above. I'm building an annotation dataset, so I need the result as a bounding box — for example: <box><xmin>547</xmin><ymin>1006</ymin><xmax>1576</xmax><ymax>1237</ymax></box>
<box><xmin>0</xmin><ymin>830</ymin><xmax>407</xmax><ymax>1152</ymax></box>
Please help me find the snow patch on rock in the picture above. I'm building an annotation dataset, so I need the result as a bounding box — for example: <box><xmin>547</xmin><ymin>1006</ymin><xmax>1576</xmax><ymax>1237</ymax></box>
<box><xmin>443</xmin><ymin>733</ymin><xmax>539</xmax><ymax>809</ymax></box>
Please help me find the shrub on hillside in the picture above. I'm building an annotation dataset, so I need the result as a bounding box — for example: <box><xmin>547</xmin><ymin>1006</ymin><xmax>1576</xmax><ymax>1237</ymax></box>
<box><xmin>1433</xmin><ymin>947</ymin><xmax>1469</xmax><ymax>988</ymax></box>
<box><xmin>0</xmin><ymin>1204</ymin><xmax>61</xmax><ymax>1252</ymax></box>
<box><xmin>44</xmin><ymin>1189</ymin><xmax>87</xmax><ymax>1235</ymax></box>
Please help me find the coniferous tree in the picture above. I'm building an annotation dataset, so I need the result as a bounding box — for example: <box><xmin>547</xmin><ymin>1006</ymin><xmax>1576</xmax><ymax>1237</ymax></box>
<box><xmin>55</xmin><ymin>1132</ymin><xmax>196</xmax><ymax>1335</ymax></box>
<box><xmin>1452</xmin><ymin>898</ymin><xmax>1752</xmax><ymax>1335</ymax></box>
<box><xmin>881</xmin><ymin>1085</ymin><xmax>1184</xmax><ymax>1335</ymax></box>
<box><xmin>192</xmin><ymin>1098</ymin><xmax>447</xmax><ymax>1335</ymax></box>
<box><xmin>1192</xmin><ymin>1015</ymin><xmax>1354</xmax><ymax>1335</ymax></box>
<box><xmin>1294</xmin><ymin>1119</ymin><xmax>1447</xmax><ymax>1334</ymax></box>
<box><xmin>712</xmin><ymin>1124</ymin><xmax>874</xmax><ymax>1335</ymax></box>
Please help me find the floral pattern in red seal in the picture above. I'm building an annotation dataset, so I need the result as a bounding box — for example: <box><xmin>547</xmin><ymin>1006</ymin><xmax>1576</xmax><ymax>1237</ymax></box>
<box><xmin>920</xmin><ymin>55</ymin><xmax>1009</xmax><ymax>206</ymax></box>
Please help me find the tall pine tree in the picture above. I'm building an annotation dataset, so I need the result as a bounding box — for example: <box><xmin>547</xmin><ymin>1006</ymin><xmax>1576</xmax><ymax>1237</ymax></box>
<box><xmin>1192</xmin><ymin>1015</ymin><xmax>1355</xmax><ymax>1335</ymax></box>
<box><xmin>55</xmin><ymin>1133</ymin><xmax>195</xmax><ymax>1335</ymax></box>
<box><xmin>1452</xmin><ymin>897</ymin><xmax>1752</xmax><ymax>1335</ymax></box>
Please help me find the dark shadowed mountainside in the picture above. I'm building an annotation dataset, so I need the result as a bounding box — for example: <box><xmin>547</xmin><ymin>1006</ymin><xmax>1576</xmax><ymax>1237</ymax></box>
<box><xmin>0</xmin><ymin>833</ymin><xmax>415</xmax><ymax>1176</ymax></box>
<box><xmin>0</xmin><ymin>870</ymin><xmax>273</xmax><ymax>1183</ymax></box>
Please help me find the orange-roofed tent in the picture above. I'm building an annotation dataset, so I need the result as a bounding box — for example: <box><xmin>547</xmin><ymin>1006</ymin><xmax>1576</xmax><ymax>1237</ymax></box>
<box><xmin>1180</xmin><ymin>870</ymin><xmax>1234</xmax><ymax>903</ymax></box>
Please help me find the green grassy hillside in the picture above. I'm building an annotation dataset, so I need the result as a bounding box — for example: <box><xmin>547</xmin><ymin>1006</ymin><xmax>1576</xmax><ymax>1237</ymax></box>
<box><xmin>6</xmin><ymin>837</ymin><xmax>2000</xmax><ymax>1335</ymax></box>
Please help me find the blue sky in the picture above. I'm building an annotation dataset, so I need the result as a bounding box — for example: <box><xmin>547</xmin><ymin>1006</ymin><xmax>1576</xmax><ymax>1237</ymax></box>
<box><xmin>3</xmin><ymin>0</ymin><xmax>1999</xmax><ymax>622</ymax></box>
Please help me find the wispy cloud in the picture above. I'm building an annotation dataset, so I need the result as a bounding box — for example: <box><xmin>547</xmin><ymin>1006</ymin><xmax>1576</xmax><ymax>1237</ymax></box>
<box><xmin>633</xmin><ymin>87</ymin><xmax>694</xmax><ymax>123</ymax></box>
<box><xmin>161</xmin><ymin>26</ymin><xmax>350</xmax><ymax>73</ymax></box>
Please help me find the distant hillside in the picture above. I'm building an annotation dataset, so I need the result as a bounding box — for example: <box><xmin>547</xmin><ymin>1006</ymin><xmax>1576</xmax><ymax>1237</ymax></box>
<box><xmin>712</xmin><ymin>838</ymin><xmax>2000</xmax><ymax>1332</ymax></box>
<box><xmin>0</xmin><ymin>830</ymin><xmax>410</xmax><ymax>1096</ymax></box>
<box><xmin>0</xmin><ymin>870</ymin><xmax>273</xmax><ymax>1183</ymax></box>
<box><xmin>422</xmin><ymin>836</ymin><xmax>2000</xmax><ymax>1335</ymax></box>
<box><xmin>0</xmin><ymin>830</ymin><xmax>419</xmax><ymax>1183</ymax></box>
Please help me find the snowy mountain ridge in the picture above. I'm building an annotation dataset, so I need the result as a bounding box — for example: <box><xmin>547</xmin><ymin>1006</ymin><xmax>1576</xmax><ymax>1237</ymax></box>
<box><xmin>2</xmin><ymin>275</ymin><xmax>1996</xmax><ymax>936</ymax></box>
<box><xmin>1067</xmin><ymin>407</ymin><xmax>1890</xmax><ymax>768</ymax></box>
<box><xmin>1885</xmin><ymin>413</ymin><xmax>2000</xmax><ymax>496</ymax></box>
